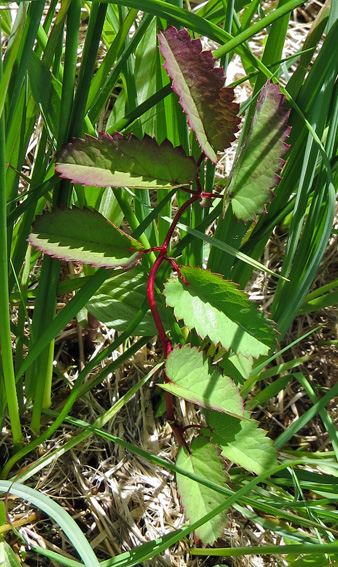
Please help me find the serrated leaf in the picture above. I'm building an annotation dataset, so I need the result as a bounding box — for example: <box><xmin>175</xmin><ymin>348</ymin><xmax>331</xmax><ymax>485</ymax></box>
<box><xmin>219</xmin><ymin>353</ymin><xmax>253</xmax><ymax>385</ymax></box>
<box><xmin>227</xmin><ymin>81</ymin><xmax>291</xmax><ymax>221</ymax></box>
<box><xmin>205</xmin><ymin>410</ymin><xmax>278</xmax><ymax>475</ymax></box>
<box><xmin>86</xmin><ymin>266</ymin><xmax>173</xmax><ymax>335</ymax></box>
<box><xmin>162</xmin><ymin>345</ymin><xmax>244</xmax><ymax>417</ymax></box>
<box><xmin>28</xmin><ymin>207</ymin><xmax>143</xmax><ymax>269</ymax></box>
<box><xmin>176</xmin><ymin>436</ymin><xmax>228</xmax><ymax>544</ymax></box>
<box><xmin>158</xmin><ymin>27</ymin><xmax>240</xmax><ymax>163</ymax></box>
<box><xmin>55</xmin><ymin>132</ymin><xmax>198</xmax><ymax>189</ymax></box>
<box><xmin>164</xmin><ymin>266</ymin><xmax>276</xmax><ymax>359</ymax></box>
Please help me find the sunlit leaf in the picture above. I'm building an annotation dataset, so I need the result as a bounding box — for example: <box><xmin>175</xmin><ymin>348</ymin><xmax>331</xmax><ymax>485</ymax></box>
<box><xmin>164</xmin><ymin>266</ymin><xmax>276</xmax><ymax>359</ymax></box>
<box><xmin>176</xmin><ymin>436</ymin><xmax>228</xmax><ymax>544</ymax></box>
<box><xmin>55</xmin><ymin>132</ymin><xmax>198</xmax><ymax>189</ymax></box>
<box><xmin>158</xmin><ymin>26</ymin><xmax>240</xmax><ymax>163</ymax></box>
<box><xmin>161</xmin><ymin>345</ymin><xmax>244</xmax><ymax>417</ymax></box>
<box><xmin>226</xmin><ymin>81</ymin><xmax>291</xmax><ymax>221</ymax></box>
<box><xmin>28</xmin><ymin>207</ymin><xmax>143</xmax><ymax>269</ymax></box>
<box><xmin>204</xmin><ymin>410</ymin><xmax>278</xmax><ymax>475</ymax></box>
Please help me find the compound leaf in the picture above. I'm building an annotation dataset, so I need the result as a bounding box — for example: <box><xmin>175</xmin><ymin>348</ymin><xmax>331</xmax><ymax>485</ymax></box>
<box><xmin>162</xmin><ymin>345</ymin><xmax>244</xmax><ymax>418</ymax></box>
<box><xmin>164</xmin><ymin>266</ymin><xmax>276</xmax><ymax>359</ymax></box>
<box><xmin>205</xmin><ymin>410</ymin><xmax>278</xmax><ymax>475</ymax></box>
<box><xmin>227</xmin><ymin>81</ymin><xmax>291</xmax><ymax>221</ymax></box>
<box><xmin>176</xmin><ymin>436</ymin><xmax>228</xmax><ymax>544</ymax></box>
<box><xmin>158</xmin><ymin>26</ymin><xmax>240</xmax><ymax>163</ymax></box>
<box><xmin>28</xmin><ymin>207</ymin><xmax>143</xmax><ymax>269</ymax></box>
<box><xmin>55</xmin><ymin>132</ymin><xmax>197</xmax><ymax>189</ymax></box>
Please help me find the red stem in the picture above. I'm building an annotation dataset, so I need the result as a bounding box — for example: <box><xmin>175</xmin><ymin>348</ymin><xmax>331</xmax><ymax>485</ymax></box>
<box><xmin>147</xmin><ymin>254</ymin><xmax>169</xmax><ymax>358</ymax></box>
<box><xmin>196</xmin><ymin>152</ymin><xmax>206</xmax><ymax>168</ymax></box>
<box><xmin>146</xmin><ymin>187</ymin><xmax>202</xmax><ymax>441</ymax></box>
<box><xmin>200</xmin><ymin>191</ymin><xmax>223</xmax><ymax>199</ymax></box>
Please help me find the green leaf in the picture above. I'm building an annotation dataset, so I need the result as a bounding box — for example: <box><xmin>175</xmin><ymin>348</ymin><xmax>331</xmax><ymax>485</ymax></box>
<box><xmin>55</xmin><ymin>132</ymin><xmax>198</xmax><ymax>189</ymax></box>
<box><xmin>0</xmin><ymin>542</ymin><xmax>22</xmax><ymax>567</ymax></box>
<box><xmin>162</xmin><ymin>345</ymin><xmax>244</xmax><ymax>417</ymax></box>
<box><xmin>158</xmin><ymin>27</ymin><xmax>240</xmax><ymax>163</ymax></box>
<box><xmin>227</xmin><ymin>81</ymin><xmax>291</xmax><ymax>221</ymax></box>
<box><xmin>218</xmin><ymin>353</ymin><xmax>253</xmax><ymax>385</ymax></box>
<box><xmin>164</xmin><ymin>266</ymin><xmax>276</xmax><ymax>359</ymax></box>
<box><xmin>205</xmin><ymin>410</ymin><xmax>278</xmax><ymax>475</ymax></box>
<box><xmin>176</xmin><ymin>436</ymin><xmax>229</xmax><ymax>544</ymax></box>
<box><xmin>28</xmin><ymin>207</ymin><xmax>143</xmax><ymax>269</ymax></box>
<box><xmin>86</xmin><ymin>266</ymin><xmax>172</xmax><ymax>335</ymax></box>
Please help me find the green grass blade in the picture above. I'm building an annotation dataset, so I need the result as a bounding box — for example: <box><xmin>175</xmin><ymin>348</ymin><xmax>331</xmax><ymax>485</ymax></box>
<box><xmin>70</xmin><ymin>2</ymin><xmax>108</xmax><ymax>136</ymax></box>
<box><xmin>298</xmin><ymin>290</ymin><xmax>338</xmax><ymax>316</ymax></box>
<box><xmin>0</xmin><ymin>26</ymin><xmax>23</xmax><ymax>448</ymax></box>
<box><xmin>287</xmin><ymin>1</ymin><xmax>330</xmax><ymax>98</ymax></box>
<box><xmin>4</xmin><ymin>346</ymin><xmax>155</xmax><ymax>480</ymax></box>
<box><xmin>90</xmin><ymin>0</ymin><xmax>304</xmax><ymax>56</ymax></box>
<box><xmin>190</xmin><ymin>542</ymin><xmax>338</xmax><ymax>559</ymax></box>
<box><xmin>274</xmin><ymin>380</ymin><xmax>338</xmax><ymax>450</ymax></box>
<box><xmin>57</xmin><ymin>0</ymin><xmax>81</xmax><ymax>145</ymax></box>
<box><xmin>0</xmin><ymin>4</ymin><xmax>27</xmax><ymax>119</ymax></box>
<box><xmin>294</xmin><ymin>373</ymin><xmax>338</xmax><ymax>459</ymax></box>
<box><xmin>0</xmin><ymin>481</ymin><xmax>101</xmax><ymax>567</ymax></box>
<box><xmin>88</xmin><ymin>13</ymin><xmax>154</xmax><ymax>125</ymax></box>
<box><xmin>170</xmin><ymin>219</ymin><xmax>287</xmax><ymax>280</ymax></box>
<box><xmin>6</xmin><ymin>2</ymin><xmax>45</xmax><ymax>124</ymax></box>
<box><xmin>86</xmin><ymin>8</ymin><xmax>138</xmax><ymax>113</ymax></box>
<box><xmin>15</xmin><ymin>267</ymin><xmax>114</xmax><ymax>382</ymax></box>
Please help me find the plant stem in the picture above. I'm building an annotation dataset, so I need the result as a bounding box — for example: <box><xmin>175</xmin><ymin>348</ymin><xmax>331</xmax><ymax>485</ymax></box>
<box><xmin>147</xmin><ymin>189</ymin><xmax>201</xmax><ymax>437</ymax></box>
<box><xmin>147</xmin><ymin>255</ymin><xmax>171</xmax><ymax>359</ymax></box>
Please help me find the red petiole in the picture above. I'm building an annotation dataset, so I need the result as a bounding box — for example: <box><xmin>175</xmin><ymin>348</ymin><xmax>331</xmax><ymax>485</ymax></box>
<box><xmin>146</xmin><ymin>168</ymin><xmax>204</xmax><ymax>444</ymax></box>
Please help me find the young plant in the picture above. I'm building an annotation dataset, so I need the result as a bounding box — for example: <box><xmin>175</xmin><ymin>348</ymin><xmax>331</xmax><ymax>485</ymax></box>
<box><xmin>28</xmin><ymin>27</ymin><xmax>290</xmax><ymax>544</ymax></box>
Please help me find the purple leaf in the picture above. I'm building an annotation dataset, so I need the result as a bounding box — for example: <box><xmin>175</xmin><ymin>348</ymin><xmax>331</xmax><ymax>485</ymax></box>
<box><xmin>55</xmin><ymin>132</ymin><xmax>198</xmax><ymax>189</ymax></box>
<box><xmin>28</xmin><ymin>207</ymin><xmax>143</xmax><ymax>269</ymax></box>
<box><xmin>227</xmin><ymin>81</ymin><xmax>291</xmax><ymax>221</ymax></box>
<box><xmin>158</xmin><ymin>26</ymin><xmax>240</xmax><ymax>163</ymax></box>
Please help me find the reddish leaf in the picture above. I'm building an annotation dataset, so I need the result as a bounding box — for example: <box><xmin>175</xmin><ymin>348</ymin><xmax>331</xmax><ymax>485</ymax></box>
<box><xmin>28</xmin><ymin>207</ymin><xmax>143</xmax><ymax>269</ymax></box>
<box><xmin>158</xmin><ymin>27</ymin><xmax>240</xmax><ymax>163</ymax></box>
<box><xmin>226</xmin><ymin>81</ymin><xmax>291</xmax><ymax>221</ymax></box>
<box><xmin>55</xmin><ymin>132</ymin><xmax>198</xmax><ymax>189</ymax></box>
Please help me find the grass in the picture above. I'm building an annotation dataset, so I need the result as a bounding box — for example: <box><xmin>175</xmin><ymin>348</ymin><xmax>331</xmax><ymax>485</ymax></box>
<box><xmin>1</xmin><ymin>1</ymin><xmax>338</xmax><ymax>566</ymax></box>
